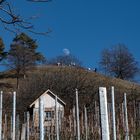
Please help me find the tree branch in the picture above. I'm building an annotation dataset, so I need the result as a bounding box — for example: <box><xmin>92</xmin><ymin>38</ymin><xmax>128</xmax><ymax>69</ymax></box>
<box><xmin>27</xmin><ymin>0</ymin><xmax>51</xmax><ymax>2</ymax></box>
<box><xmin>28</xmin><ymin>28</ymin><xmax>52</xmax><ymax>36</ymax></box>
<box><xmin>0</xmin><ymin>0</ymin><xmax>5</xmax><ymax>4</ymax></box>
<box><xmin>0</xmin><ymin>0</ymin><xmax>51</xmax><ymax>35</ymax></box>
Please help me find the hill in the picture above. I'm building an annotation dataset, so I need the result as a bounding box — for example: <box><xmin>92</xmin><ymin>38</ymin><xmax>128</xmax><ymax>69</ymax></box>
<box><xmin>0</xmin><ymin>65</ymin><xmax>140</xmax><ymax>114</ymax></box>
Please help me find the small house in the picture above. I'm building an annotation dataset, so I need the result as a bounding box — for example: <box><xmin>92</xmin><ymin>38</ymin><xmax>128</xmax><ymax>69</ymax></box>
<box><xmin>29</xmin><ymin>89</ymin><xmax>66</xmax><ymax>128</ymax></box>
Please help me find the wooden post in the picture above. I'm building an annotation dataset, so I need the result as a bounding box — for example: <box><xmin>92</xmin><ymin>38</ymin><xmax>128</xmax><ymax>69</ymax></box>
<box><xmin>122</xmin><ymin>103</ymin><xmax>125</xmax><ymax>131</ymax></box>
<box><xmin>16</xmin><ymin>114</ymin><xmax>20</xmax><ymax>140</ymax></box>
<box><xmin>21</xmin><ymin>124</ymin><xmax>26</xmax><ymax>140</ymax></box>
<box><xmin>73</xmin><ymin>106</ymin><xmax>76</xmax><ymax>137</ymax></box>
<box><xmin>26</xmin><ymin>112</ymin><xmax>30</xmax><ymax>140</ymax></box>
<box><xmin>55</xmin><ymin>95</ymin><xmax>59</xmax><ymax>140</ymax></box>
<box><xmin>0</xmin><ymin>91</ymin><xmax>2</xmax><ymax>140</ymax></box>
<box><xmin>3</xmin><ymin>114</ymin><xmax>7</xmax><ymax>140</ymax></box>
<box><xmin>69</xmin><ymin>115</ymin><xmax>72</xmax><ymax>139</ymax></box>
<box><xmin>124</xmin><ymin>93</ymin><xmax>129</xmax><ymax>140</ymax></box>
<box><xmin>24</xmin><ymin>112</ymin><xmax>26</xmax><ymax>124</ymax></box>
<box><xmin>99</xmin><ymin>87</ymin><xmax>110</xmax><ymax>140</ymax></box>
<box><xmin>80</xmin><ymin>111</ymin><xmax>83</xmax><ymax>135</ymax></box>
<box><xmin>12</xmin><ymin>91</ymin><xmax>16</xmax><ymax>140</ymax></box>
<box><xmin>39</xmin><ymin>97</ymin><xmax>44</xmax><ymax>140</ymax></box>
<box><xmin>51</xmin><ymin>118</ymin><xmax>54</xmax><ymax>140</ymax></box>
<box><xmin>32</xmin><ymin>108</ymin><xmax>35</xmax><ymax>134</ymax></box>
<box><xmin>10</xmin><ymin>116</ymin><xmax>12</xmax><ymax>139</ymax></box>
<box><xmin>133</xmin><ymin>100</ymin><xmax>136</xmax><ymax>138</ymax></box>
<box><xmin>76</xmin><ymin>89</ymin><xmax>80</xmax><ymax>140</ymax></box>
<box><xmin>111</xmin><ymin>86</ymin><xmax>116</xmax><ymax>140</ymax></box>
<box><xmin>84</xmin><ymin>106</ymin><xmax>88</xmax><ymax>140</ymax></box>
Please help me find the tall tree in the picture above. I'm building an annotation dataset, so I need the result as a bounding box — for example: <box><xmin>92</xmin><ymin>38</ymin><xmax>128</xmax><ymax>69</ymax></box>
<box><xmin>100</xmin><ymin>44</ymin><xmax>139</xmax><ymax>80</ymax></box>
<box><xmin>7</xmin><ymin>32</ymin><xmax>45</xmax><ymax>88</ymax></box>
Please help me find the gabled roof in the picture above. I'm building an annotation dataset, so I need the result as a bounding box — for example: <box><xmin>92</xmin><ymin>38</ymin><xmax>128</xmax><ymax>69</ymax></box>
<box><xmin>29</xmin><ymin>89</ymin><xmax>66</xmax><ymax>108</ymax></box>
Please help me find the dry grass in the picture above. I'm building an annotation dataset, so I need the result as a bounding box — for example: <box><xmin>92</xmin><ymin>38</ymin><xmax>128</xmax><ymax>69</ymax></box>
<box><xmin>0</xmin><ymin>65</ymin><xmax>140</xmax><ymax>111</ymax></box>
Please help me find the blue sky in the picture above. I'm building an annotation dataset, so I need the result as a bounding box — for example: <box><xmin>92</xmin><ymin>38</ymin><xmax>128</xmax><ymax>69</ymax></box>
<box><xmin>1</xmin><ymin>0</ymin><xmax>140</xmax><ymax>72</ymax></box>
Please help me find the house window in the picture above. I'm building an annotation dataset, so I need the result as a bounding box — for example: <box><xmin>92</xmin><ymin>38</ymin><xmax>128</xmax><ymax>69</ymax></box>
<box><xmin>45</xmin><ymin>111</ymin><xmax>54</xmax><ymax>121</ymax></box>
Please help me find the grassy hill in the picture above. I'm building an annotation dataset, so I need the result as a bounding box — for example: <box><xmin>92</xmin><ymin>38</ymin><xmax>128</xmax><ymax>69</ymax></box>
<box><xmin>0</xmin><ymin>65</ymin><xmax>140</xmax><ymax>115</ymax></box>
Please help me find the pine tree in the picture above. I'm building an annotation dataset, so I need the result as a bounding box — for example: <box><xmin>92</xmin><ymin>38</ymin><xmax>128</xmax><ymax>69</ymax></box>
<box><xmin>8</xmin><ymin>33</ymin><xmax>45</xmax><ymax>88</ymax></box>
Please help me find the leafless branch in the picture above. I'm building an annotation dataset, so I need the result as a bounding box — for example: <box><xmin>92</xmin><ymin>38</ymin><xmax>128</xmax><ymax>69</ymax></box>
<box><xmin>0</xmin><ymin>2</ymin><xmax>23</xmax><ymax>24</ymax></box>
<box><xmin>2</xmin><ymin>22</ymin><xmax>20</xmax><ymax>34</ymax></box>
<box><xmin>0</xmin><ymin>0</ymin><xmax>51</xmax><ymax>35</ymax></box>
<box><xmin>0</xmin><ymin>0</ymin><xmax>5</xmax><ymax>4</ymax></box>
<box><xmin>27</xmin><ymin>0</ymin><xmax>51</xmax><ymax>2</ymax></box>
<box><xmin>16</xmin><ymin>22</ymin><xmax>34</xmax><ymax>29</ymax></box>
<box><xmin>28</xmin><ymin>28</ymin><xmax>52</xmax><ymax>36</ymax></box>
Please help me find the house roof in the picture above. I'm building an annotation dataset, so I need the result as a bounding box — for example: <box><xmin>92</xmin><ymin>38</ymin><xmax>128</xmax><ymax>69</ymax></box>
<box><xmin>29</xmin><ymin>89</ymin><xmax>66</xmax><ymax>108</ymax></box>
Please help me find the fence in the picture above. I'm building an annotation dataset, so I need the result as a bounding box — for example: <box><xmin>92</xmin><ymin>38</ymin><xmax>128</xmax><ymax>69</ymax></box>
<box><xmin>0</xmin><ymin>87</ymin><xmax>140</xmax><ymax>140</ymax></box>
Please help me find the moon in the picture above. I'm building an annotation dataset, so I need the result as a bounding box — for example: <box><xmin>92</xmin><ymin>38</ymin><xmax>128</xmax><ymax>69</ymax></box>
<box><xmin>63</xmin><ymin>48</ymin><xmax>70</xmax><ymax>55</ymax></box>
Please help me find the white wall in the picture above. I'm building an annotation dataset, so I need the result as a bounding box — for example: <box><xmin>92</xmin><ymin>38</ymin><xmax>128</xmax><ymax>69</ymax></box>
<box><xmin>34</xmin><ymin>94</ymin><xmax>64</xmax><ymax>110</ymax></box>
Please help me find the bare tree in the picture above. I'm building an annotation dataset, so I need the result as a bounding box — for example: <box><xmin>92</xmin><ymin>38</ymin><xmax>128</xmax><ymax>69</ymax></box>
<box><xmin>100</xmin><ymin>44</ymin><xmax>139</xmax><ymax>80</ymax></box>
<box><xmin>0</xmin><ymin>0</ymin><xmax>51</xmax><ymax>34</ymax></box>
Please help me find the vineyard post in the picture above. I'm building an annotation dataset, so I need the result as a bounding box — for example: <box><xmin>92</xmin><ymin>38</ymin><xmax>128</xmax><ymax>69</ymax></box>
<box><xmin>39</xmin><ymin>97</ymin><xmax>44</xmax><ymax>140</ymax></box>
<box><xmin>99</xmin><ymin>87</ymin><xmax>110</xmax><ymax>140</ymax></box>
<box><xmin>124</xmin><ymin>93</ymin><xmax>129</xmax><ymax>140</ymax></box>
<box><xmin>55</xmin><ymin>95</ymin><xmax>59</xmax><ymax>140</ymax></box>
<box><xmin>111</xmin><ymin>86</ymin><xmax>116</xmax><ymax>140</ymax></box>
<box><xmin>0</xmin><ymin>91</ymin><xmax>3</xmax><ymax>140</ymax></box>
<box><xmin>84</xmin><ymin>106</ymin><xmax>88</xmax><ymax>140</ymax></box>
<box><xmin>27</xmin><ymin>112</ymin><xmax>30</xmax><ymax>140</ymax></box>
<box><xmin>76</xmin><ymin>89</ymin><xmax>80</xmax><ymax>140</ymax></box>
<box><xmin>12</xmin><ymin>91</ymin><xmax>16</xmax><ymax>140</ymax></box>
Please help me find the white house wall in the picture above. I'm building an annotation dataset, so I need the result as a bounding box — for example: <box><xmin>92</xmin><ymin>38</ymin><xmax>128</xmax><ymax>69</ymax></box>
<box><xmin>34</xmin><ymin>93</ymin><xmax>64</xmax><ymax>109</ymax></box>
